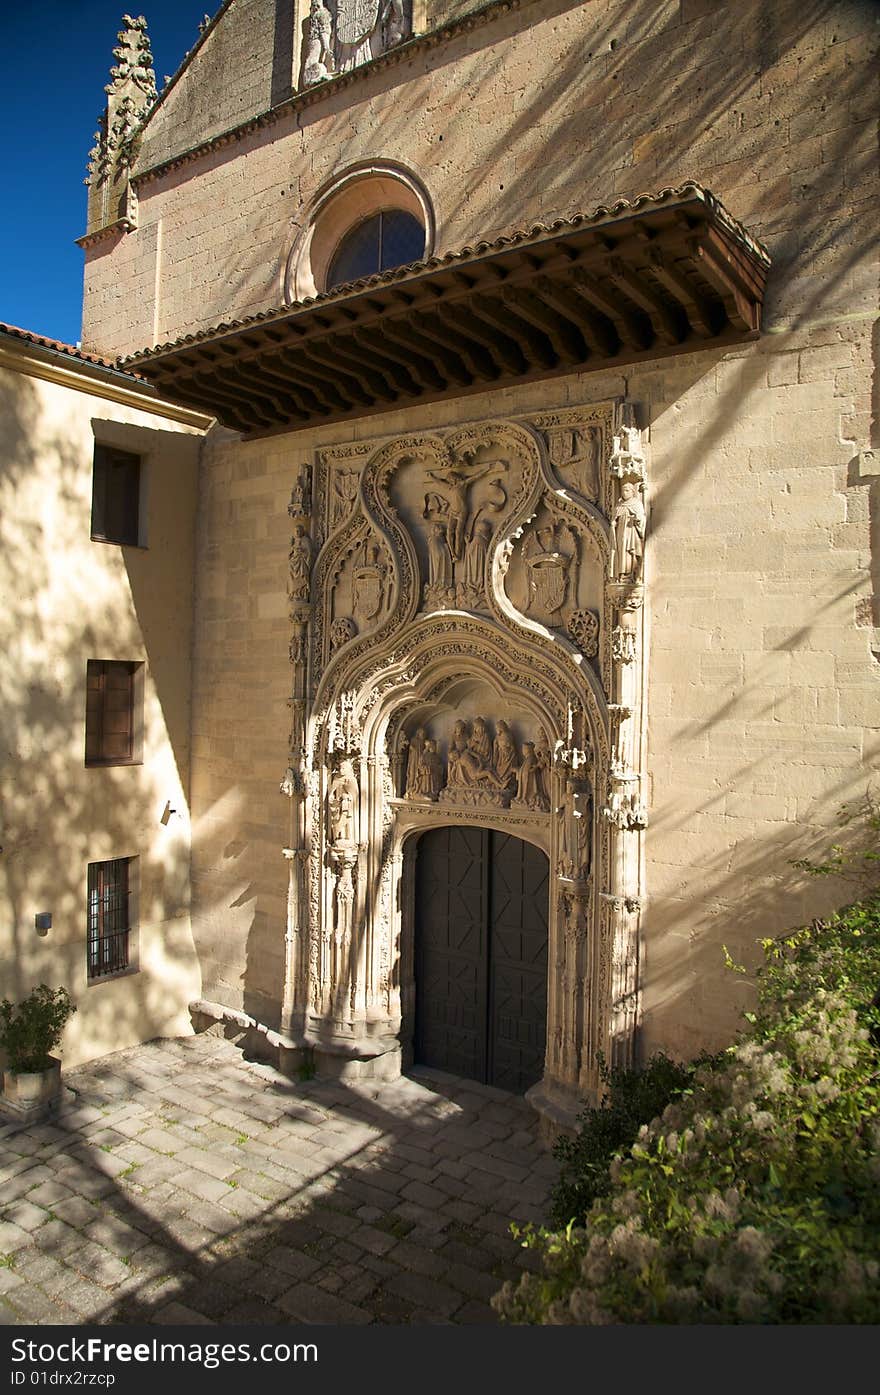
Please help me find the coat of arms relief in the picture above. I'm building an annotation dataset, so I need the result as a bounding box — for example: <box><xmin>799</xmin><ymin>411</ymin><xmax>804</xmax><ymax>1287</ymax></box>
<box><xmin>300</xmin><ymin>0</ymin><xmax>411</xmax><ymax>85</ymax></box>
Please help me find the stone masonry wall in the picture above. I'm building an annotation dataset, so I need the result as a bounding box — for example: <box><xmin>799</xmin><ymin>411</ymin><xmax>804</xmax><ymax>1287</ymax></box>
<box><xmin>80</xmin><ymin>0</ymin><xmax>878</xmax><ymax>1063</ymax></box>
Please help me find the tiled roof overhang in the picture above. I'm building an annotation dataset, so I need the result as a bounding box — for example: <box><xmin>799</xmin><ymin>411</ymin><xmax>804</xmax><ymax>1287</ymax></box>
<box><xmin>122</xmin><ymin>184</ymin><xmax>770</xmax><ymax>438</ymax></box>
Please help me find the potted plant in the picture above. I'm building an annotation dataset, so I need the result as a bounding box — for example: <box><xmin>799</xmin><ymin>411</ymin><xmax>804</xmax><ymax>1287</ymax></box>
<box><xmin>0</xmin><ymin>984</ymin><xmax>76</xmax><ymax>1121</ymax></box>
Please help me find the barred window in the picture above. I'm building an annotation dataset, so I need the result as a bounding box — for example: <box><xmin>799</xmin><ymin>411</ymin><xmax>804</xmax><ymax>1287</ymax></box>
<box><xmin>87</xmin><ymin>859</ymin><xmax>134</xmax><ymax>981</ymax></box>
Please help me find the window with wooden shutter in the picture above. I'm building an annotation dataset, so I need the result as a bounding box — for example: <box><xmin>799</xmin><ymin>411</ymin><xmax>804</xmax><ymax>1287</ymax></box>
<box><xmin>85</xmin><ymin>660</ymin><xmax>143</xmax><ymax>766</ymax></box>
<box><xmin>91</xmin><ymin>444</ymin><xmax>141</xmax><ymax>546</ymax></box>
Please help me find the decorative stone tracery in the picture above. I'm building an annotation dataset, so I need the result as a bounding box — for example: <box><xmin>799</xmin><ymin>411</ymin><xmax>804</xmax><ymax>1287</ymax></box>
<box><xmin>280</xmin><ymin>401</ymin><xmax>648</xmax><ymax>1126</ymax></box>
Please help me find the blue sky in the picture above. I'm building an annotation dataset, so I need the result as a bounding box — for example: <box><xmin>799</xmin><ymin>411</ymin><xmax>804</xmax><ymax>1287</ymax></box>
<box><xmin>0</xmin><ymin>2</ymin><xmax>216</xmax><ymax>345</ymax></box>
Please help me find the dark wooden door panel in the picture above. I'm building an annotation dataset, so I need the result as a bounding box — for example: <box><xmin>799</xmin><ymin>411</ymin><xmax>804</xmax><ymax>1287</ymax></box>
<box><xmin>414</xmin><ymin>825</ymin><xmax>548</xmax><ymax>1094</ymax></box>
<box><xmin>415</xmin><ymin>825</ymin><xmax>488</xmax><ymax>1081</ymax></box>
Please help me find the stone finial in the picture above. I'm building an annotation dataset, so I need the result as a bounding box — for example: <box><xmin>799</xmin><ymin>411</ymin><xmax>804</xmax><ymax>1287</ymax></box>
<box><xmin>85</xmin><ymin>15</ymin><xmax>157</xmax><ymax>235</ymax></box>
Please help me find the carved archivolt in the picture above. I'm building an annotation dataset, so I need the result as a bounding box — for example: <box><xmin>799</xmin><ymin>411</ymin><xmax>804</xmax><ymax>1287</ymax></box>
<box><xmin>280</xmin><ymin>402</ymin><xmax>648</xmax><ymax>1117</ymax></box>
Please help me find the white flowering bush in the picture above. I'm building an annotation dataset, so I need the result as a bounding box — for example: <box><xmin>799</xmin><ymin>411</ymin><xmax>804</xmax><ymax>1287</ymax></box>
<box><xmin>494</xmin><ymin>894</ymin><xmax>880</xmax><ymax>1324</ymax></box>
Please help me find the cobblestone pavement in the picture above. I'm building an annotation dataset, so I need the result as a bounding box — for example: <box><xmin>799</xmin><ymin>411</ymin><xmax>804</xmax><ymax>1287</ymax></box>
<box><xmin>0</xmin><ymin>1035</ymin><xmax>555</xmax><ymax>1325</ymax></box>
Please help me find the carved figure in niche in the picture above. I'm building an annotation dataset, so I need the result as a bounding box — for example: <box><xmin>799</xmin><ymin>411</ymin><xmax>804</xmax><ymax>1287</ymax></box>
<box><xmin>492</xmin><ymin>720</ymin><xmax>518</xmax><ymax>788</ymax></box>
<box><xmin>522</xmin><ymin>520</ymin><xmax>577</xmax><ymax>618</ymax></box>
<box><xmin>610</xmin><ymin>481</ymin><xmax>646</xmax><ymax>581</ymax></box>
<box><xmin>424</xmin><ymin>458</ymin><xmax>499</xmax><ymax>562</ymax></box>
<box><xmin>535</xmin><ymin>728</ymin><xmax>552</xmax><ymax>805</ymax></box>
<box><xmin>353</xmin><ymin>536</ymin><xmax>386</xmax><ymax>626</ymax></box>
<box><xmin>470</xmin><ymin>716</ymin><xmax>492</xmax><ymax>764</ymax></box>
<box><xmin>545</xmin><ymin>425</ymin><xmax>600</xmax><ymax>500</ymax></box>
<box><xmin>380</xmin><ymin>0</ymin><xmax>406</xmax><ymax>47</ymax></box>
<box><xmin>302</xmin><ymin>0</ymin><xmax>335</xmax><ymax>84</ymax></box>
<box><xmin>289</xmin><ymin>524</ymin><xmax>313</xmax><ymax>600</ymax></box>
<box><xmin>446</xmin><ymin>720</ymin><xmax>506</xmax><ymax>792</ymax></box>
<box><xmin>413</xmin><ymin>738</ymin><xmax>443</xmax><ymax>800</ymax></box>
<box><xmin>333</xmin><ymin>855</ymin><xmax>355</xmax><ymax>942</ymax></box>
<box><xmin>288</xmin><ymin>467</ymin><xmax>312</xmax><ymax>517</ymax></box>
<box><xmin>328</xmin><ymin>759</ymin><xmax>358</xmax><ymax>846</ymax></box>
<box><xmin>424</xmin><ymin>521</ymin><xmax>455</xmax><ymax>608</ymax></box>
<box><xmin>560</xmin><ymin>775</ymin><xmax>592</xmax><ymax>878</ymax></box>
<box><xmin>405</xmin><ymin>727</ymin><xmax>425</xmax><ymax>795</ymax></box>
<box><xmin>512</xmin><ymin>742</ymin><xmax>548</xmax><ymax>811</ymax></box>
<box><xmin>457</xmin><ymin>517</ymin><xmax>492</xmax><ymax>609</ymax></box>
<box><xmin>330</xmin><ymin>469</ymin><xmax>359</xmax><ymax>528</ymax></box>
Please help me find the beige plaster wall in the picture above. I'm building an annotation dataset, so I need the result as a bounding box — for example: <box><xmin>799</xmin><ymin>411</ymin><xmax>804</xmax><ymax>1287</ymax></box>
<box><xmin>0</xmin><ymin>361</ymin><xmax>205</xmax><ymax>1069</ymax></box>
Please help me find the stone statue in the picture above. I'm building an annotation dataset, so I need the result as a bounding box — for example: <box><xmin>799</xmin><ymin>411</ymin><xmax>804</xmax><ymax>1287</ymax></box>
<box><xmin>470</xmin><ymin>715</ymin><xmax>492</xmax><ymax>764</ymax></box>
<box><xmin>446</xmin><ymin>720</ymin><xmax>506</xmax><ymax>792</ymax></box>
<box><xmin>424</xmin><ymin>520</ymin><xmax>454</xmax><ymax>608</ymax></box>
<box><xmin>288</xmin><ymin>467</ymin><xmax>312</xmax><ymax>516</ymax></box>
<box><xmin>492</xmin><ymin>719</ymin><xmax>518</xmax><ymax>787</ymax></box>
<box><xmin>535</xmin><ymin>728</ymin><xmax>552</xmax><ymax>805</ymax></box>
<box><xmin>458</xmin><ymin>517</ymin><xmax>492</xmax><ymax>607</ymax></box>
<box><xmin>328</xmin><ymin>759</ymin><xmax>358</xmax><ymax>845</ymax></box>
<box><xmin>302</xmin><ymin>0</ymin><xmax>335</xmax><ymax>85</ymax></box>
<box><xmin>424</xmin><ymin>460</ymin><xmax>496</xmax><ymax>561</ymax></box>
<box><xmin>289</xmin><ymin>524</ymin><xmax>313</xmax><ymax>600</ymax></box>
<box><xmin>514</xmin><ymin>742</ymin><xmax>539</xmax><ymax>806</ymax></box>
<box><xmin>610</xmin><ymin>481</ymin><xmax>646</xmax><ymax>581</ymax></box>
<box><xmin>405</xmin><ymin>727</ymin><xmax>425</xmax><ymax>795</ymax></box>
<box><xmin>413</xmin><ymin>737</ymin><xmax>443</xmax><ymax>800</ymax></box>
<box><xmin>380</xmin><ymin>0</ymin><xmax>406</xmax><ymax>48</ymax></box>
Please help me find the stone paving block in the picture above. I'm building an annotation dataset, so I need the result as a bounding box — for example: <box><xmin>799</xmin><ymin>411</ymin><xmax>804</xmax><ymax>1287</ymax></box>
<box><xmin>277</xmin><ymin>1282</ymin><xmax>372</xmax><ymax>1324</ymax></box>
<box><xmin>0</xmin><ymin>1268</ymin><xmax>23</xmax><ymax>1295</ymax></box>
<box><xmin>264</xmin><ymin>1246</ymin><xmax>321</xmax><ymax>1280</ymax></box>
<box><xmin>400</xmin><ymin>1180</ymin><xmax>449</xmax><ymax>1210</ymax></box>
<box><xmin>247</xmin><ymin>1266</ymin><xmax>292</xmax><ymax>1302</ymax></box>
<box><xmin>5</xmin><ymin>1286</ymin><xmax>79</xmax><ymax>1324</ymax></box>
<box><xmin>455</xmin><ymin>1298</ymin><xmax>498</xmax><ymax>1324</ymax></box>
<box><xmin>441</xmin><ymin>1259</ymin><xmax>502</xmax><ymax>1302</ymax></box>
<box><xmin>387</xmin><ymin>1239</ymin><xmax>449</xmax><ymax>1278</ymax></box>
<box><xmin>383</xmin><ymin>1269</ymin><xmax>463</xmax><ymax>1317</ymax></box>
<box><xmin>64</xmin><ymin>1276</ymin><xmax>115</xmax><ymax>1319</ymax></box>
<box><xmin>218</xmin><ymin>1186</ymin><xmax>267</xmax><ymax>1221</ymax></box>
<box><xmin>224</xmin><ymin>1297</ymin><xmax>285</xmax><ymax>1324</ymax></box>
<box><xmin>2</xmin><ymin>1167</ymin><xmax>53</xmax><ymax>1201</ymax></box>
<box><xmin>32</xmin><ymin>1219</ymin><xmax>83</xmax><ymax>1255</ymax></box>
<box><xmin>23</xmin><ymin>1179</ymin><xmax>70</xmax><ymax>1208</ymax></box>
<box><xmin>50</xmin><ymin>1196</ymin><xmax>100</xmax><ymax>1228</ymax></box>
<box><xmin>351</xmin><ymin>1223</ymin><xmax>396</xmax><ymax>1255</ymax></box>
<box><xmin>1</xmin><ymin>1200</ymin><xmax>51</xmax><ymax>1232</ymax></box>
<box><xmin>171</xmin><ymin>1146</ymin><xmax>239</xmax><ymax>1180</ymax></box>
<box><xmin>179</xmin><ymin>1200</ymin><xmax>241</xmax><ymax>1236</ymax></box>
<box><xmin>181</xmin><ymin>1279</ymin><xmax>240</xmax><ymax>1319</ymax></box>
<box><xmin>68</xmin><ymin>1240</ymin><xmax>132</xmax><ymax>1289</ymax></box>
<box><xmin>311</xmin><ymin>1206</ymin><xmax>362</xmax><ymax>1237</ymax></box>
<box><xmin>83</xmin><ymin>1218</ymin><xmax>152</xmax><ymax>1255</ymax></box>
<box><xmin>153</xmin><ymin>1301</ymin><xmax>215</xmax><ymax>1324</ymax></box>
<box><xmin>169</xmin><ymin>1169</ymin><xmax>233</xmax><ymax>1205</ymax></box>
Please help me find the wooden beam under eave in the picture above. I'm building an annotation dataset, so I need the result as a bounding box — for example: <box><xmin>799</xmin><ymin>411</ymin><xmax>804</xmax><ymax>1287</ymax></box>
<box><xmin>272</xmin><ymin>348</ymin><xmax>361</xmax><ymax>413</ymax></box>
<box><xmin>644</xmin><ymin>248</ymin><xmax>720</xmax><ymax>338</ymax></box>
<box><xmin>604</xmin><ymin>256</ymin><xmax>686</xmax><ymax>346</ymax></box>
<box><xmin>182</xmin><ymin>367</ymin><xmax>272</xmax><ymax>431</ymax></box>
<box><xmin>565</xmin><ymin>267</ymin><xmax>653</xmax><ymax>351</ymax></box>
<box><xmin>501</xmin><ymin>285</ymin><xmax>589</xmax><ymax>366</ymax></box>
<box><xmin>240</xmin><ymin>356</ymin><xmax>324</xmax><ymax>416</ymax></box>
<box><xmin>371</xmin><ymin>321</ymin><xmax>446</xmax><ymax>392</ymax></box>
<box><xmin>378</xmin><ymin>314</ymin><xmax>467</xmax><ymax>387</ymax></box>
<box><xmin>471</xmin><ymin>293</ymin><xmax>556</xmax><ymax>371</ymax></box>
<box><xmin>689</xmin><ymin>241</ymin><xmax>761</xmax><ymax>332</ymax></box>
<box><xmin>533</xmin><ymin>274</ymin><xmax>619</xmax><ymax>357</ymax></box>
<box><xmin>216</xmin><ymin>358</ymin><xmax>312</xmax><ymax>422</ymax></box>
<box><xmin>304</xmin><ymin>334</ymin><xmax>395</xmax><ymax>401</ymax></box>
<box><xmin>346</xmin><ymin>326</ymin><xmax>422</xmax><ymax>397</ymax></box>
<box><xmin>455</xmin><ymin>298</ymin><xmax>529</xmax><ymax>375</ymax></box>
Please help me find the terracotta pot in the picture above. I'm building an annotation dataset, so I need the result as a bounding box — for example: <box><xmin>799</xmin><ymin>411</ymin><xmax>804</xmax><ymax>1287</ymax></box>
<box><xmin>1</xmin><ymin>1056</ymin><xmax>62</xmax><ymax>1121</ymax></box>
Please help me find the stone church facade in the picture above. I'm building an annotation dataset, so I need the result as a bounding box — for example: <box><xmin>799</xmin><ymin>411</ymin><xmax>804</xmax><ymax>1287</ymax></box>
<box><xmin>2</xmin><ymin>1</ymin><xmax>877</xmax><ymax>1131</ymax></box>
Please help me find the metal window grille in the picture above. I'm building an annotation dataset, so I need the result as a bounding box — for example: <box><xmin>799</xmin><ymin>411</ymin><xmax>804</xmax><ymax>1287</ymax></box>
<box><xmin>87</xmin><ymin>859</ymin><xmax>131</xmax><ymax>979</ymax></box>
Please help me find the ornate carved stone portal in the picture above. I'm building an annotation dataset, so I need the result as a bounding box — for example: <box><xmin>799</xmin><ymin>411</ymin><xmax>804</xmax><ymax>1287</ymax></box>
<box><xmin>280</xmin><ymin>402</ymin><xmax>648</xmax><ymax>1128</ymax></box>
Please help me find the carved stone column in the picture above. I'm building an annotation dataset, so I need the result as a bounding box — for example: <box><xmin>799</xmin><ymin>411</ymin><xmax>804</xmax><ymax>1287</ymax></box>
<box><xmin>281</xmin><ymin>466</ymin><xmax>314</xmax><ymax>1037</ymax></box>
<box><xmin>600</xmin><ymin>424</ymin><xmax>648</xmax><ymax>1071</ymax></box>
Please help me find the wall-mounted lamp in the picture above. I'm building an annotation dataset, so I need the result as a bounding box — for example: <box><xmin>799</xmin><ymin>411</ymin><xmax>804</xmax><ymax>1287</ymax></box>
<box><xmin>35</xmin><ymin>912</ymin><xmax>52</xmax><ymax>937</ymax></box>
<box><xmin>160</xmin><ymin>801</ymin><xmax>177</xmax><ymax>826</ymax></box>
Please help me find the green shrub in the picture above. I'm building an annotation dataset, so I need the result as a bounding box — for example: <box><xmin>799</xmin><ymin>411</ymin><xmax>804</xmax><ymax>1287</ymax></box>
<box><xmin>494</xmin><ymin>894</ymin><xmax>880</xmax><ymax>1325</ymax></box>
<box><xmin>550</xmin><ymin>1052</ymin><xmax>711</xmax><ymax>1228</ymax></box>
<box><xmin>0</xmin><ymin>984</ymin><xmax>76</xmax><ymax>1073</ymax></box>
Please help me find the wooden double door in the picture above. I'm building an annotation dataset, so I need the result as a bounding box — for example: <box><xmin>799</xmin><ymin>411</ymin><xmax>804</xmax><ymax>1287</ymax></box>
<box><xmin>413</xmin><ymin>826</ymin><xmax>548</xmax><ymax>1094</ymax></box>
